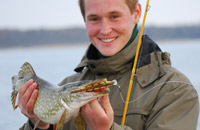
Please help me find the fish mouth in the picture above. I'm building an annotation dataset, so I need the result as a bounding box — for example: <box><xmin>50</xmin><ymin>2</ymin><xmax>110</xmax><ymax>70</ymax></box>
<box><xmin>70</xmin><ymin>79</ymin><xmax>116</xmax><ymax>94</ymax></box>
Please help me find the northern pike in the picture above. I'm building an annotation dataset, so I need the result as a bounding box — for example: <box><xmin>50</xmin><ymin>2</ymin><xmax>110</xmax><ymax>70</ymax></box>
<box><xmin>11</xmin><ymin>62</ymin><xmax>117</xmax><ymax>130</ymax></box>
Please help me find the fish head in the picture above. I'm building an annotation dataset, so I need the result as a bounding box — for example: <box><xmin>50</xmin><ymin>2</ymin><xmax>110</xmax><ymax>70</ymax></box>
<box><xmin>61</xmin><ymin>79</ymin><xmax>117</xmax><ymax>109</ymax></box>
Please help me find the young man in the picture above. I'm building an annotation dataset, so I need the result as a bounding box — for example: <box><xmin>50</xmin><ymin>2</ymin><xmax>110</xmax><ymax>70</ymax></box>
<box><xmin>19</xmin><ymin>0</ymin><xmax>199</xmax><ymax>129</ymax></box>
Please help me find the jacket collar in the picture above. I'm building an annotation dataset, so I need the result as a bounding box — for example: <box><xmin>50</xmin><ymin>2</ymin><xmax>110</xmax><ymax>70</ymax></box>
<box><xmin>74</xmin><ymin>33</ymin><xmax>139</xmax><ymax>75</ymax></box>
<box><xmin>74</xmin><ymin>34</ymin><xmax>167</xmax><ymax>88</ymax></box>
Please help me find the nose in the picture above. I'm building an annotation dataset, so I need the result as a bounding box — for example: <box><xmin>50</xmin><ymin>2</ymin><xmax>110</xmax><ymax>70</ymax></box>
<box><xmin>100</xmin><ymin>19</ymin><xmax>112</xmax><ymax>35</ymax></box>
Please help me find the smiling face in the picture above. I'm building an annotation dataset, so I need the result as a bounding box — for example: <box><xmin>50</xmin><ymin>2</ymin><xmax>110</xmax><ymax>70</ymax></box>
<box><xmin>84</xmin><ymin>0</ymin><xmax>141</xmax><ymax>56</ymax></box>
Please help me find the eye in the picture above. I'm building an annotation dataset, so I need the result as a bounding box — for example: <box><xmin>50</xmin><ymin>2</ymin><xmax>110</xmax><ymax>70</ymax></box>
<box><xmin>111</xmin><ymin>15</ymin><xmax>119</xmax><ymax>19</ymax></box>
<box><xmin>91</xmin><ymin>17</ymin><xmax>99</xmax><ymax>21</ymax></box>
<box><xmin>87</xmin><ymin>17</ymin><xmax>100</xmax><ymax>23</ymax></box>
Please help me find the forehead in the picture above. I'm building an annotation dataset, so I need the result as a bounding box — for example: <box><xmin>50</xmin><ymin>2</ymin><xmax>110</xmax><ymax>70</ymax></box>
<box><xmin>84</xmin><ymin>0</ymin><xmax>130</xmax><ymax>16</ymax></box>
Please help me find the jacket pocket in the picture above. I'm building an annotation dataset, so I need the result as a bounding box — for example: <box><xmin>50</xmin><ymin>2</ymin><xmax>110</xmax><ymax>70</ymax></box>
<box><xmin>113</xmin><ymin>107</ymin><xmax>149</xmax><ymax>130</ymax></box>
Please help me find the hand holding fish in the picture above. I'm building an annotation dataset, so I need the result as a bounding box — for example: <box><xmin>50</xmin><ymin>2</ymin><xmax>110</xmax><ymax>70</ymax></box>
<box><xmin>17</xmin><ymin>79</ymin><xmax>50</xmax><ymax>129</ymax></box>
<box><xmin>81</xmin><ymin>94</ymin><xmax>114</xmax><ymax>130</ymax></box>
<box><xmin>11</xmin><ymin>62</ymin><xmax>117</xmax><ymax>130</ymax></box>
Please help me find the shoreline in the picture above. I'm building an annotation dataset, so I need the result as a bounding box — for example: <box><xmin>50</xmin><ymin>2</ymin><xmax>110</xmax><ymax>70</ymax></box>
<box><xmin>0</xmin><ymin>42</ymin><xmax>89</xmax><ymax>50</ymax></box>
<box><xmin>1</xmin><ymin>38</ymin><xmax>200</xmax><ymax>50</ymax></box>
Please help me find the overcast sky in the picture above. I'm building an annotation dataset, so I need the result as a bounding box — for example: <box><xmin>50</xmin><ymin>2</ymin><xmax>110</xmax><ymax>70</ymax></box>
<box><xmin>0</xmin><ymin>0</ymin><xmax>200</xmax><ymax>30</ymax></box>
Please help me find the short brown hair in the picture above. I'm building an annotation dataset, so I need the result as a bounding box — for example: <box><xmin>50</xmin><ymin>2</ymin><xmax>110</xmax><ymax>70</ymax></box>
<box><xmin>78</xmin><ymin>0</ymin><xmax>138</xmax><ymax>19</ymax></box>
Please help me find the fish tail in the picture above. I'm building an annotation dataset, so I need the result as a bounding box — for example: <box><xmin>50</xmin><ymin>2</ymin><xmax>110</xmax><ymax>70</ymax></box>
<box><xmin>11</xmin><ymin>62</ymin><xmax>36</xmax><ymax>111</ymax></box>
<box><xmin>18</xmin><ymin>62</ymin><xmax>36</xmax><ymax>79</ymax></box>
<box><xmin>12</xmin><ymin>75</ymin><xmax>18</xmax><ymax>91</ymax></box>
<box><xmin>11</xmin><ymin>73</ymin><xmax>19</xmax><ymax>110</ymax></box>
<box><xmin>11</xmin><ymin>91</ymin><xmax>18</xmax><ymax>110</ymax></box>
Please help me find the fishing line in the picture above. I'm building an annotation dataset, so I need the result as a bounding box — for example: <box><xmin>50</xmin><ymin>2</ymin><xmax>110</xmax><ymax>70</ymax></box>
<box><xmin>141</xmin><ymin>5</ymin><xmax>150</xmax><ymax>36</ymax></box>
<box><xmin>117</xmin><ymin>81</ymin><xmax>199</xmax><ymax>104</ymax></box>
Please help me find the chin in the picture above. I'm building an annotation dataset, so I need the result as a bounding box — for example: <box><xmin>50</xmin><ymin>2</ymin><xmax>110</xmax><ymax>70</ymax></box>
<box><xmin>101</xmin><ymin>51</ymin><xmax>116</xmax><ymax>57</ymax></box>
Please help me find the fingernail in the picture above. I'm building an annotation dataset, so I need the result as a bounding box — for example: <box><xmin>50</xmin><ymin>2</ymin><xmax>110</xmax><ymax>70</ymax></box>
<box><xmin>33</xmin><ymin>89</ymin><xmax>39</xmax><ymax>95</ymax></box>
<box><xmin>29</xmin><ymin>79</ymin><xmax>33</xmax><ymax>83</ymax></box>
<box><xmin>32</xmin><ymin>82</ymin><xmax>37</xmax><ymax>87</ymax></box>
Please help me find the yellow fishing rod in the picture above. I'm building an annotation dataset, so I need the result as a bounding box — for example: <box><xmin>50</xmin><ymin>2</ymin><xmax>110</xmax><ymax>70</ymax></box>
<box><xmin>121</xmin><ymin>0</ymin><xmax>150</xmax><ymax>126</ymax></box>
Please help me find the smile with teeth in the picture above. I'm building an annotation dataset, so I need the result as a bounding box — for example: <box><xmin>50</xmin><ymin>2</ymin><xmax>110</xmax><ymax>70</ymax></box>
<box><xmin>101</xmin><ymin>38</ymin><xmax>115</xmax><ymax>43</ymax></box>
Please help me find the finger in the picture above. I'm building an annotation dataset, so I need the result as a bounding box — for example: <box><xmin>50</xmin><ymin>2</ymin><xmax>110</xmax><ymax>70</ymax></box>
<box><xmin>101</xmin><ymin>94</ymin><xmax>113</xmax><ymax>118</ymax></box>
<box><xmin>19</xmin><ymin>79</ymin><xmax>34</xmax><ymax>97</ymax></box>
<box><xmin>81</xmin><ymin>103</ymin><xmax>92</xmax><ymax>121</ymax></box>
<box><xmin>18</xmin><ymin>79</ymin><xmax>34</xmax><ymax>106</ymax></box>
<box><xmin>26</xmin><ymin>89</ymin><xmax>39</xmax><ymax>114</ymax></box>
<box><xmin>22</xmin><ymin>82</ymin><xmax>38</xmax><ymax>105</ymax></box>
<box><xmin>82</xmin><ymin>103</ymin><xmax>92</xmax><ymax>114</ymax></box>
<box><xmin>89</xmin><ymin>99</ymin><xmax>105</xmax><ymax>116</ymax></box>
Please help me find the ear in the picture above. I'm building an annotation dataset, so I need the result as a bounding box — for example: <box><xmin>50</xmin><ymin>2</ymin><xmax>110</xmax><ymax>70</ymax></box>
<box><xmin>133</xmin><ymin>3</ymin><xmax>142</xmax><ymax>24</ymax></box>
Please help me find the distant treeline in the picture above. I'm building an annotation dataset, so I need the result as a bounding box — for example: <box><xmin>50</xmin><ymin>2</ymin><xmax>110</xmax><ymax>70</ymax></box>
<box><xmin>0</xmin><ymin>25</ymin><xmax>200</xmax><ymax>48</ymax></box>
<box><xmin>146</xmin><ymin>25</ymin><xmax>200</xmax><ymax>40</ymax></box>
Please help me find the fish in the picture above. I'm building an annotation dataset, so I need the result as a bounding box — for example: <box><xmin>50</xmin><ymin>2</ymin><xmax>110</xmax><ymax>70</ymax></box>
<box><xmin>11</xmin><ymin>62</ymin><xmax>117</xmax><ymax>130</ymax></box>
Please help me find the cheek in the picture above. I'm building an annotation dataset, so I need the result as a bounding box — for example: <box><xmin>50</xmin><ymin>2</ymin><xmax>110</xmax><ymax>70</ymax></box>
<box><xmin>86</xmin><ymin>24</ymin><xmax>99</xmax><ymax>38</ymax></box>
<box><xmin>122</xmin><ymin>29</ymin><xmax>126</xmax><ymax>33</ymax></box>
<box><xmin>115</xmin><ymin>18</ymin><xmax>134</xmax><ymax>33</ymax></box>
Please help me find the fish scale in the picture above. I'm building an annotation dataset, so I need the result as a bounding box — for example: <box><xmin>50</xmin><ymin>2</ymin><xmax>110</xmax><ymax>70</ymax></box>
<box><xmin>11</xmin><ymin>62</ymin><xmax>117</xmax><ymax>130</ymax></box>
<box><xmin>34</xmin><ymin>87</ymin><xmax>63</xmax><ymax>121</ymax></box>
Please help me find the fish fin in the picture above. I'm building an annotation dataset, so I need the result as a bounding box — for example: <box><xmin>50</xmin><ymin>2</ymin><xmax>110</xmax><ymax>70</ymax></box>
<box><xmin>73</xmin><ymin>113</ymin><xmax>86</xmax><ymax>130</ymax></box>
<box><xmin>11</xmin><ymin>91</ymin><xmax>18</xmax><ymax>110</ymax></box>
<box><xmin>60</xmin><ymin>98</ymin><xmax>74</xmax><ymax>110</ymax></box>
<box><xmin>18</xmin><ymin>62</ymin><xmax>36</xmax><ymax>79</ymax></box>
<box><xmin>56</xmin><ymin>109</ymin><xmax>67</xmax><ymax>130</ymax></box>
<box><xmin>33</xmin><ymin>119</ymin><xmax>40</xmax><ymax>130</ymax></box>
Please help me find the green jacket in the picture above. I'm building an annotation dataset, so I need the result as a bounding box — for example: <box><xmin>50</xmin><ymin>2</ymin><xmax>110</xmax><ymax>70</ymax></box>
<box><xmin>20</xmin><ymin>34</ymin><xmax>199</xmax><ymax>130</ymax></box>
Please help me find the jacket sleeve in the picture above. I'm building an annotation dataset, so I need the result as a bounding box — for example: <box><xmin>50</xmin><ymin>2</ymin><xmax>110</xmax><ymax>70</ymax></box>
<box><xmin>19</xmin><ymin>120</ymin><xmax>33</xmax><ymax>130</ymax></box>
<box><xmin>19</xmin><ymin>120</ymin><xmax>53</xmax><ymax>130</ymax></box>
<box><xmin>110</xmin><ymin>123</ymin><xmax>132</xmax><ymax>130</ymax></box>
<box><xmin>145</xmin><ymin>83</ymin><xmax>199</xmax><ymax>130</ymax></box>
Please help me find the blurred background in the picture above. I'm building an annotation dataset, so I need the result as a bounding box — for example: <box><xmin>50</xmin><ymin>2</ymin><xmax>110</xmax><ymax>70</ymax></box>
<box><xmin>0</xmin><ymin>0</ymin><xmax>200</xmax><ymax>48</ymax></box>
<box><xmin>0</xmin><ymin>0</ymin><xmax>200</xmax><ymax>129</ymax></box>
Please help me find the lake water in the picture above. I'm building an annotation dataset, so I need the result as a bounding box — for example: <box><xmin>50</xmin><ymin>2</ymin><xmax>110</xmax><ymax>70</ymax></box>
<box><xmin>0</xmin><ymin>40</ymin><xmax>200</xmax><ymax>129</ymax></box>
